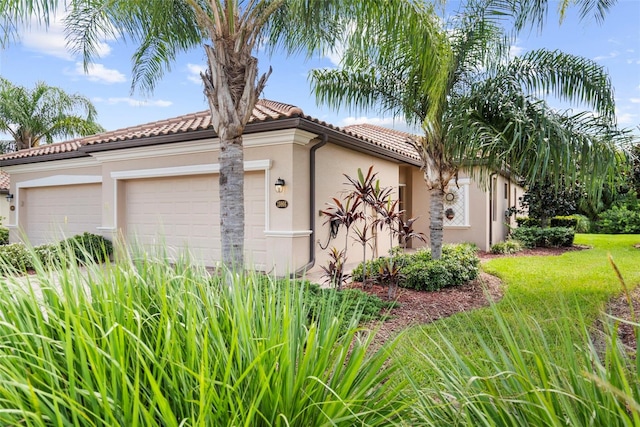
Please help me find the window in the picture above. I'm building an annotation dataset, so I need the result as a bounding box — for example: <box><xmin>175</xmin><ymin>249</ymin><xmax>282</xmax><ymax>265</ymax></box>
<box><xmin>504</xmin><ymin>182</ymin><xmax>508</xmax><ymax>199</ymax></box>
<box><xmin>444</xmin><ymin>178</ymin><xmax>470</xmax><ymax>227</ymax></box>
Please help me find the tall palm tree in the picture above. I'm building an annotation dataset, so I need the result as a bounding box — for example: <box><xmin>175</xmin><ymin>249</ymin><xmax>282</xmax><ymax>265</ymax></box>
<box><xmin>60</xmin><ymin>0</ymin><xmax>421</xmax><ymax>269</ymax></box>
<box><xmin>311</xmin><ymin>1</ymin><xmax>628</xmax><ymax>259</ymax></box>
<box><xmin>0</xmin><ymin>78</ymin><xmax>104</xmax><ymax>151</ymax></box>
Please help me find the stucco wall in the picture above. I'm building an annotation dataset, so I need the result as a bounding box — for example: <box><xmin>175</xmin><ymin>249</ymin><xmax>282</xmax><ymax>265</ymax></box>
<box><xmin>311</xmin><ymin>143</ymin><xmax>402</xmax><ymax>279</ymax></box>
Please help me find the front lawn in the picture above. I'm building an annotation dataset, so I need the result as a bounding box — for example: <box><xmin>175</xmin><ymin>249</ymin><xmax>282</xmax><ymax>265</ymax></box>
<box><xmin>394</xmin><ymin>234</ymin><xmax>640</xmax><ymax>425</ymax></box>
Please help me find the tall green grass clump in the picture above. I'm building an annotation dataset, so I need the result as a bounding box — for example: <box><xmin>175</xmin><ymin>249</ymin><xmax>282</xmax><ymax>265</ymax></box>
<box><xmin>0</xmin><ymin>248</ymin><xmax>406</xmax><ymax>426</ymax></box>
<box><xmin>404</xmin><ymin>300</ymin><xmax>639</xmax><ymax>426</ymax></box>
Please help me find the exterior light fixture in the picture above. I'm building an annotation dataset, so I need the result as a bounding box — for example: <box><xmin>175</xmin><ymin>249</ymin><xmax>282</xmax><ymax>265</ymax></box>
<box><xmin>275</xmin><ymin>178</ymin><xmax>285</xmax><ymax>193</ymax></box>
<box><xmin>5</xmin><ymin>193</ymin><xmax>13</xmax><ymax>203</ymax></box>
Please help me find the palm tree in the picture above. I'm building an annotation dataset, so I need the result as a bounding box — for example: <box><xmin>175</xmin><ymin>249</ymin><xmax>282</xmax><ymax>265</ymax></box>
<box><xmin>0</xmin><ymin>78</ymin><xmax>104</xmax><ymax>151</ymax></box>
<box><xmin>59</xmin><ymin>0</ymin><xmax>420</xmax><ymax>269</ymax></box>
<box><xmin>311</xmin><ymin>1</ymin><xmax>628</xmax><ymax>259</ymax></box>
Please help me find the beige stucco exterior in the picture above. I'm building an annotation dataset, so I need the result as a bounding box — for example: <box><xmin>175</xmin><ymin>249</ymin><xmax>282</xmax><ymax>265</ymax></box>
<box><xmin>1</xmin><ymin>109</ymin><xmax>524</xmax><ymax>276</ymax></box>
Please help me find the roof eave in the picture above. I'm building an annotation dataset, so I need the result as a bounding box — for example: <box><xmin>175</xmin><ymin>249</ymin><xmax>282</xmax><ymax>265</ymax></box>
<box><xmin>0</xmin><ymin>150</ymin><xmax>90</xmax><ymax>167</ymax></box>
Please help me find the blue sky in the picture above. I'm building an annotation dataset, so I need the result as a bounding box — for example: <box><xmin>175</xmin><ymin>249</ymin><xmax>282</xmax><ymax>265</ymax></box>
<box><xmin>0</xmin><ymin>0</ymin><xmax>638</xmax><ymax>140</ymax></box>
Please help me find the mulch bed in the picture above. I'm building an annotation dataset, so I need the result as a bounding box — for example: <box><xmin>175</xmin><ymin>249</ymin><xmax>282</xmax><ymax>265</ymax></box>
<box><xmin>350</xmin><ymin>245</ymin><xmax>600</xmax><ymax>348</ymax></box>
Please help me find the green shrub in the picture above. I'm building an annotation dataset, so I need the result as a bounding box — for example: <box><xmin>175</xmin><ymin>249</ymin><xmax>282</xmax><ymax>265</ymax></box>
<box><xmin>62</xmin><ymin>232</ymin><xmax>113</xmax><ymax>263</ymax></box>
<box><xmin>550</xmin><ymin>215</ymin><xmax>578</xmax><ymax>228</ymax></box>
<box><xmin>0</xmin><ymin>227</ymin><xmax>8</xmax><ymax>245</ymax></box>
<box><xmin>0</xmin><ymin>251</ymin><xmax>407</xmax><ymax>425</ymax></box>
<box><xmin>358</xmin><ymin>243</ymin><xmax>479</xmax><ymax>292</ymax></box>
<box><xmin>594</xmin><ymin>206</ymin><xmax>640</xmax><ymax>234</ymax></box>
<box><xmin>511</xmin><ymin>226</ymin><xmax>574</xmax><ymax>248</ymax></box>
<box><xmin>490</xmin><ymin>240</ymin><xmax>523</xmax><ymax>254</ymax></box>
<box><xmin>0</xmin><ymin>243</ymin><xmax>32</xmax><ymax>272</ymax></box>
<box><xmin>515</xmin><ymin>217</ymin><xmax>539</xmax><ymax>227</ymax></box>
<box><xmin>572</xmin><ymin>214</ymin><xmax>591</xmax><ymax>233</ymax></box>
<box><xmin>33</xmin><ymin>243</ymin><xmax>62</xmax><ymax>268</ymax></box>
<box><xmin>403</xmin><ymin>260</ymin><xmax>452</xmax><ymax>291</ymax></box>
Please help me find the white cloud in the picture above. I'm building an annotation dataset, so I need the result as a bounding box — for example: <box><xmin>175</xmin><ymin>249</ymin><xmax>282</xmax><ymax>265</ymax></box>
<box><xmin>186</xmin><ymin>63</ymin><xmax>206</xmax><ymax>84</ymax></box>
<box><xmin>326</xmin><ymin>44</ymin><xmax>344</xmax><ymax>67</ymax></box>
<box><xmin>593</xmin><ymin>51</ymin><xmax>620</xmax><ymax>61</ymax></box>
<box><xmin>630</xmin><ymin>98</ymin><xmax>640</xmax><ymax>104</ymax></box>
<box><xmin>509</xmin><ymin>42</ymin><xmax>524</xmax><ymax>59</ymax></box>
<box><xmin>617</xmin><ymin>113</ymin><xmax>638</xmax><ymax>125</ymax></box>
<box><xmin>95</xmin><ymin>97</ymin><xmax>172</xmax><ymax>107</ymax></box>
<box><xmin>67</xmin><ymin>62</ymin><xmax>126</xmax><ymax>83</ymax></box>
<box><xmin>19</xmin><ymin>7</ymin><xmax>113</xmax><ymax>60</ymax></box>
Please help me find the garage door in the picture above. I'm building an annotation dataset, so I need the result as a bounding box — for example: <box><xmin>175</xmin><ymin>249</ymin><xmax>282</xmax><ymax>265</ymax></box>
<box><xmin>24</xmin><ymin>184</ymin><xmax>102</xmax><ymax>245</ymax></box>
<box><xmin>124</xmin><ymin>172</ymin><xmax>266</xmax><ymax>268</ymax></box>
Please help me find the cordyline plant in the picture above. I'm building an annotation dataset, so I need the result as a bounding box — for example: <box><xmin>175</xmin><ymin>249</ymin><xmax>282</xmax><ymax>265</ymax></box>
<box><xmin>320</xmin><ymin>195</ymin><xmax>362</xmax><ymax>289</ymax></box>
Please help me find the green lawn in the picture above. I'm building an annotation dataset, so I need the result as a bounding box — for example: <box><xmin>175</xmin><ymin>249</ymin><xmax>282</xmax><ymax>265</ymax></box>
<box><xmin>395</xmin><ymin>234</ymin><xmax>640</xmax><ymax>379</ymax></box>
<box><xmin>392</xmin><ymin>234</ymin><xmax>640</xmax><ymax>425</ymax></box>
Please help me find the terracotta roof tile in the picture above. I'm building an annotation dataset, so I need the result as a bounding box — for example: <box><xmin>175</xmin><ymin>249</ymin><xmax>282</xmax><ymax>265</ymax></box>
<box><xmin>0</xmin><ymin>99</ymin><xmax>420</xmax><ymax>163</ymax></box>
<box><xmin>342</xmin><ymin>124</ymin><xmax>421</xmax><ymax>161</ymax></box>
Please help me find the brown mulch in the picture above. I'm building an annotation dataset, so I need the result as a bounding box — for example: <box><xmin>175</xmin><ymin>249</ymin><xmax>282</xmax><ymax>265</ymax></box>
<box><xmin>350</xmin><ymin>245</ymin><xmax>594</xmax><ymax>347</ymax></box>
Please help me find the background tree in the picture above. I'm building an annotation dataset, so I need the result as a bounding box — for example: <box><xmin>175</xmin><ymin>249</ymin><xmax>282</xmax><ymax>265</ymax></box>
<box><xmin>0</xmin><ymin>78</ymin><xmax>104</xmax><ymax>151</ymax></box>
<box><xmin>311</xmin><ymin>0</ymin><xmax>628</xmax><ymax>259</ymax></box>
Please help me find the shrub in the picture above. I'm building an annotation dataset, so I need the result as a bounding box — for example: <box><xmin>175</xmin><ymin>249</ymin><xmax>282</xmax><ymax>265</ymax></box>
<box><xmin>511</xmin><ymin>226</ymin><xmax>574</xmax><ymax>248</ymax></box>
<box><xmin>403</xmin><ymin>260</ymin><xmax>452</xmax><ymax>291</ymax></box>
<box><xmin>550</xmin><ymin>215</ymin><xmax>578</xmax><ymax>228</ymax></box>
<box><xmin>62</xmin><ymin>232</ymin><xmax>113</xmax><ymax>263</ymax></box>
<box><xmin>0</xmin><ymin>227</ymin><xmax>8</xmax><ymax>245</ymax></box>
<box><xmin>0</xmin><ymin>251</ymin><xmax>407</xmax><ymax>425</ymax></box>
<box><xmin>33</xmin><ymin>243</ymin><xmax>62</xmax><ymax>268</ymax></box>
<box><xmin>361</xmin><ymin>243</ymin><xmax>480</xmax><ymax>292</ymax></box>
<box><xmin>490</xmin><ymin>240</ymin><xmax>523</xmax><ymax>254</ymax></box>
<box><xmin>594</xmin><ymin>206</ymin><xmax>640</xmax><ymax>234</ymax></box>
<box><xmin>0</xmin><ymin>243</ymin><xmax>32</xmax><ymax>272</ymax></box>
<box><xmin>515</xmin><ymin>217</ymin><xmax>540</xmax><ymax>227</ymax></box>
<box><xmin>572</xmin><ymin>214</ymin><xmax>591</xmax><ymax>233</ymax></box>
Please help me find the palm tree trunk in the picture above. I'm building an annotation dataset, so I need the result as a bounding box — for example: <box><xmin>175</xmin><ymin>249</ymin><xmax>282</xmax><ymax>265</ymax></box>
<box><xmin>219</xmin><ymin>131</ymin><xmax>245</xmax><ymax>269</ymax></box>
<box><xmin>430</xmin><ymin>188</ymin><xmax>445</xmax><ymax>260</ymax></box>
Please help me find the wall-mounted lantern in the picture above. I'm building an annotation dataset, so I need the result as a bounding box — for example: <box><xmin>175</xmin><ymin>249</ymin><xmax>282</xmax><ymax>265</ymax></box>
<box><xmin>274</xmin><ymin>178</ymin><xmax>285</xmax><ymax>193</ymax></box>
<box><xmin>5</xmin><ymin>193</ymin><xmax>13</xmax><ymax>203</ymax></box>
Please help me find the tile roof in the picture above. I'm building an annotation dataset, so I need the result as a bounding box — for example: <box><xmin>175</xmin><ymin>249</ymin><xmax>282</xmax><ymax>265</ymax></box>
<box><xmin>342</xmin><ymin>124</ymin><xmax>421</xmax><ymax>161</ymax></box>
<box><xmin>0</xmin><ymin>99</ymin><xmax>420</xmax><ymax>164</ymax></box>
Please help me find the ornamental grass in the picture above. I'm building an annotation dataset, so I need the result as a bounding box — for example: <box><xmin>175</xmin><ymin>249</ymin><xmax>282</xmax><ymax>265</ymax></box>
<box><xmin>0</xmin><ymin>246</ymin><xmax>406</xmax><ymax>426</ymax></box>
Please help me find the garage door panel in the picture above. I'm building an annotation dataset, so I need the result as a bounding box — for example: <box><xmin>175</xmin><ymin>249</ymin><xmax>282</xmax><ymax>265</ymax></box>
<box><xmin>125</xmin><ymin>172</ymin><xmax>266</xmax><ymax>268</ymax></box>
<box><xmin>25</xmin><ymin>184</ymin><xmax>102</xmax><ymax>245</ymax></box>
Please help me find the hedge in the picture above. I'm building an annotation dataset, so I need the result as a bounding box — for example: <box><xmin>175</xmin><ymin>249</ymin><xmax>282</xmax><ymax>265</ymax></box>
<box><xmin>511</xmin><ymin>226</ymin><xmax>575</xmax><ymax>248</ymax></box>
<box><xmin>0</xmin><ymin>233</ymin><xmax>113</xmax><ymax>273</ymax></box>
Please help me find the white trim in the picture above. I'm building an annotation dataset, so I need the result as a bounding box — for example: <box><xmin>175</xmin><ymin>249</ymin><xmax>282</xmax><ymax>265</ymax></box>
<box><xmin>16</xmin><ymin>175</ymin><xmax>102</xmax><ymax>189</ymax></box>
<box><xmin>89</xmin><ymin>129</ymin><xmax>318</xmax><ymax>163</ymax></box>
<box><xmin>444</xmin><ymin>178</ymin><xmax>471</xmax><ymax>228</ymax></box>
<box><xmin>264</xmin><ymin>230</ymin><xmax>312</xmax><ymax>237</ymax></box>
<box><xmin>91</xmin><ymin>139</ymin><xmax>218</xmax><ymax>162</ymax></box>
<box><xmin>110</xmin><ymin>160</ymin><xmax>271</xmax><ymax>180</ymax></box>
<box><xmin>2</xmin><ymin>157</ymin><xmax>99</xmax><ymax>173</ymax></box>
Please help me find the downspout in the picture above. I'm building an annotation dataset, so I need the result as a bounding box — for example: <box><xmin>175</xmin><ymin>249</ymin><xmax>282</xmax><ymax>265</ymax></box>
<box><xmin>292</xmin><ymin>133</ymin><xmax>328</xmax><ymax>277</ymax></box>
<box><xmin>488</xmin><ymin>172</ymin><xmax>497</xmax><ymax>248</ymax></box>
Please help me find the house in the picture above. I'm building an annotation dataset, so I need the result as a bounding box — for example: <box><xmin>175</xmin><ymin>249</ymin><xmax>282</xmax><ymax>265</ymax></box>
<box><xmin>0</xmin><ymin>99</ymin><xmax>523</xmax><ymax>275</ymax></box>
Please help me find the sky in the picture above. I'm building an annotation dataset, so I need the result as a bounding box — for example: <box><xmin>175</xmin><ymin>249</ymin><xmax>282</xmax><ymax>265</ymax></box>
<box><xmin>0</xmin><ymin>0</ymin><xmax>638</xmax><ymax>141</ymax></box>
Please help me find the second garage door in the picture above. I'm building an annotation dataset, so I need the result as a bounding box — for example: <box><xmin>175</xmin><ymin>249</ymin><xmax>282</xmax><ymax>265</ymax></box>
<box><xmin>124</xmin><ymin>172</ymin><xmax>266</xmax><ymax>268</ymax></box>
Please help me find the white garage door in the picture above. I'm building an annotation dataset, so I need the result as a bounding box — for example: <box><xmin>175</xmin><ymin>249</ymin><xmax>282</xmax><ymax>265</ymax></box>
<box><xmin>124</xmin><ymin>172</ymin><xmax>266</xmax><ymax>268</ymax></box>
<box><xmin>24</xmin><ymin>184</ymin><xmax>102</xmax><ymax>245</ymax></box>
